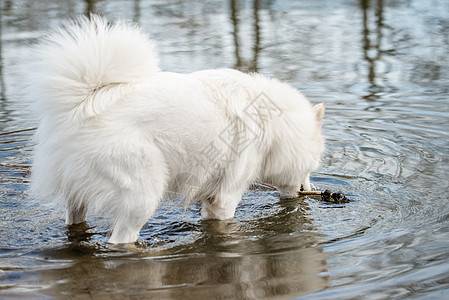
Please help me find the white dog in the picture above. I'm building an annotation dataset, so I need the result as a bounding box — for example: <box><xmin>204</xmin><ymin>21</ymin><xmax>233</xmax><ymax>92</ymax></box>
<box><xmin>29</xmin><ymin>15</ymin><xmax>325</xmax><ymax>244</ymax></box>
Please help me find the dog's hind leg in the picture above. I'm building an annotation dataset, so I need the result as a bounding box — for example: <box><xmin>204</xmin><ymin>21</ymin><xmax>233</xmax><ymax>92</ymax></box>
<box><xmin>65</xmin><ymin>202</ymin><xmax>88</xmax><ymax>225</ymax></box>
<box><xmin>108</xmin><ymin>170</ymin><xmax>166</xmax><ymax>244</ymax></box>
<box><xmin>96</xmin><ymin>143</ymin><xmax>169</xmax><ymax>244</ymax></box>
<box><xmin>108</xmin><ymin>192</ymin><xmax>161</xmax><ymax>244</ymax></box>
<box><xmin>109</xmin><ymin>219</ymin><xmax>147</xmax><ymax>244</ymax></box>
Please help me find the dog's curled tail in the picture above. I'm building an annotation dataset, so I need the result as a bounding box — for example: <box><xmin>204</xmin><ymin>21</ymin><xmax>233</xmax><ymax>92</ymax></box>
<box><xmin>30</xmin><ymin>14</ymin><xmax>159</xmax><ymax>120</ymax></box>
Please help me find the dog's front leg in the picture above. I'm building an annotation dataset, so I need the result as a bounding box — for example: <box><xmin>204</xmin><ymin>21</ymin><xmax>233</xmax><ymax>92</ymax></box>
<box><xmin>278</xmin><ymin>173</ymin><xmax>312</xmax><ymax>198</ymax></box>
<box><xmin>201</xmin><ymin>193</ymin><xmax>241</xmax><ymax>220</ymax></box>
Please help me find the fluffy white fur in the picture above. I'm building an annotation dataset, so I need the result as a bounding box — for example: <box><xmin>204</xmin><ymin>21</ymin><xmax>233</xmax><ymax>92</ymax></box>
<box><xmin>29</xmin><ymin>15</ymin><xmax>325</xmax><ymax>244</ymax></box>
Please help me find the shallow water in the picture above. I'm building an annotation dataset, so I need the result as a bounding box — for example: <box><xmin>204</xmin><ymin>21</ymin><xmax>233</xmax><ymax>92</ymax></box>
<box><xmin>1</xmin><ymin>0</ymin><xmax>449</xmax><ymax>299</ymax></box>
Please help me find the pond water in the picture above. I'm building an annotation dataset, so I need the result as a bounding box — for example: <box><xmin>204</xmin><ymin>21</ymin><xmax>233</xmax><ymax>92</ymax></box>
<box><xmin>1</xmin><ymin>0</ymin><xmax>449</xmax><ymax>299</ymax></box>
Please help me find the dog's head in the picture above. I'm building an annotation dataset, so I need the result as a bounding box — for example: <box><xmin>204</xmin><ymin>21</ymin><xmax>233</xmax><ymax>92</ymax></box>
<box><xmin>261</xmin><ymin>95</ymin><xmax>325</xmax><ymax>197</ymax></box>
<box><xmin>299</xmin><ymin>102</ymin><xmax>325</xmax><ymax>191</ymax></box>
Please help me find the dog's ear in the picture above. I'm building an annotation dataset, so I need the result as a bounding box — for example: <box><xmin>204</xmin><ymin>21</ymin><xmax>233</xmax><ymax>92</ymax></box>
<box><xmin>313</xmin><ymin>103</ymin><xmax>325</xmax><ymax>123</ymax></box>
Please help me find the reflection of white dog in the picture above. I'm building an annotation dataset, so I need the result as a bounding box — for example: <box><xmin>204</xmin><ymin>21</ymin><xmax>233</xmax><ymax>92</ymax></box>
<box><xmin>30</xmin><ymin>15</ymin><xmax>325</xmax><ymax>244</ymax></box>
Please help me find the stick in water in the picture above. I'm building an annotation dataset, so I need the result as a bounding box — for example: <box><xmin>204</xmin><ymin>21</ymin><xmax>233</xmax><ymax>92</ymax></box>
<box><xmin>257</xmin><ymin>182</ymin><xmax>350</xmax><ymax>204</ymax></box>
<box><xmin>298</xmin><ymin>189</ymin><xmax>349</xmax><ymax>203</ymax></box>
<box><xmin>0</xmin><ymin>163</ymin><xmax>31</xmax><ymax>173</ymax></box>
